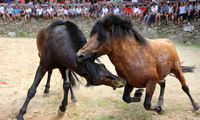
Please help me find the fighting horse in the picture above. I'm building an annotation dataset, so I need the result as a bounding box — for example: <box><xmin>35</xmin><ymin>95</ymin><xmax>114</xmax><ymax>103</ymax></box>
<box><xmin>77</xmin><ymin>14</ymin><xmax>200</xmax><ymax>114</ymax></box>
<box><xmin>15</xmin><ymin>19</ymin><xmax>125</xmax><ymax>120</ymax></box>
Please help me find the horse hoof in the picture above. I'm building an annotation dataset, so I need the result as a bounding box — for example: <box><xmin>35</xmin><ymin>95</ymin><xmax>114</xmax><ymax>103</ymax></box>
<box><xmin>72</xmin><ymin>98</ymin><xmax>77</xmax><ymax>104</ymax></box>
<box><xmin>58</xmin><ymin>108</ymin><xmax>65</xmax><ymax>117</ymax></box>
<box><xmin>43</xmin><ymin>92</ymin><xmax>50</xmax><ymax>97</ymax></box>
<box><xmin>195</xmin><ymin>108</ymin><xmax>200</xmax><ymax>114</ymax></box>
<box><xmin>15</xmin><ymin>114</ymin><xmax>24</xmax><ymax>120</ymax></box>
<box><xmin>157</xmin><ymin>106</ymin><xmax>164</xmax><ymax>115</ymax></box>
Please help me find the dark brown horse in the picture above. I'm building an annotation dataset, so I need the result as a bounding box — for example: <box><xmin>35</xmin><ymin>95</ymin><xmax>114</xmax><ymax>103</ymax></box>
<box><xmin>76</xmin><ymin>14</ymin><xmax>200</xmax><ymax>114</ymax></box>
<box><xmin>15</xmin><ymin>19</ymin><xmax>125</xmax><ymax>120</ymax></box>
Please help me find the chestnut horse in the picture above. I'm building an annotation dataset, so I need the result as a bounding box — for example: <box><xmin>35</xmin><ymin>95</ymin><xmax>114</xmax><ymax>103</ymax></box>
<box><xmin>77</xmin><ymin>14</ymin><xmax>200</xmax><ymax>114</ymax></box>
<box><xmin>15</xmin><ymin>19</ymin><xmax>125</xmax><ymax>120</ymax></box>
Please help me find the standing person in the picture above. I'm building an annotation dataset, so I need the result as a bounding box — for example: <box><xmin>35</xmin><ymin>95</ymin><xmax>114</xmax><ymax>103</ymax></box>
<box><xmin>13</xmin><ymin>6</ymin><xmax>20</xmax><ymax>22</ymax></box>
<box><xmin>178</xmin><ymin>2</ymin><xmax>187</xmax><ymax>27</ymax></box>
<box><xmin>0</xmin><ymin>5</ymin><xmax>6</xmax><ymax>24</ymax></box>
<box><xmin>101</xmin><ymin>4</ymin><xmax>108</xmax><ymax>17</ymax></box>
<box><xmin>6</xmin><ymin>5</ymin><xmax>13</xmax><ymax>22</ymax></box>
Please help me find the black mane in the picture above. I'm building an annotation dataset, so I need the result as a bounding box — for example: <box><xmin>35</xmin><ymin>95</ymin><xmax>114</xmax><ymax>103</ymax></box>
<box><xmin>90</xmin><ymin>14</ymin><xmax>146</xmax><ymax>44</ymax></box>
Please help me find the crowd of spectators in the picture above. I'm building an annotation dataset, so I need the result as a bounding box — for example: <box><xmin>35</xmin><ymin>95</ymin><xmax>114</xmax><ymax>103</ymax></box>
<box><xmin>0</xmin><ymin>0</ymin><xmax>200</xmax><ymax>27</ymax></box>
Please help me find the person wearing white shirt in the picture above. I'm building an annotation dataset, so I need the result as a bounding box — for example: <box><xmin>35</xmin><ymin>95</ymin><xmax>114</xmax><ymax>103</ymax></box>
<box><xmin>46</xmin><ymin>6</ymin><xmax>54</xmax><ymax>19</ymax></box>
<box><xmin>147</xmin><ymin>3</ymin><xmax>158</xmax><ymax>26</ymax></box>
<box><xmin>178</xmin><ymin>2</ymin><xmax>187</xmax><ymax>27</ymax></box>
<box><xmin>64</xmin><ymin>6</ymin><xmax>69</xmax><ymax>20</ymax></box>
<box><xmin>6</xmin><ymin>5</ymin><xmax>13</xmax><ymax>21</ymax></box>
<box><xmin>194</xmin><ymin>2</ymin><xmax>200</xmax><ymax>19</ymax></box>
<box><xmin>57</xmin><ymin>6</ymin><xmax>64</xmax><ymax>18</ymax></box>
<box><xmin>82</xmin><ymin>5</ymin><xmax>89</xmax><ymax>19</ymax></box>
<box><xmin>132</xmin><ymin>0</ymin><xmax>138</xmax><ymax>3</ymax></box>
<box><xmin>113</xmin><ymin>5</ymin><xmax>119</xmax><ymax>15</ymax></box>
<box><xmin>76</xmin><ymin>5</ymin><xmax>82</xmax><ymax>17</ymax></box>
<box><xmin>0</xmin><ymin>5</ymin><xmax>6</xmax><ymax>24</ymax></box>
<box><xmin>101</xmin><ymin>5</ymin><xmax>108</xmax><ymax>17</ymax></box>
<box><xmin>36</xmin><ymin>6</ymin><xmax>43</xmax><ymax>17</ymax></box>
<box><xmin>69</xmin><ymin>5</ymin><xmax>76</xmax><ymax>18</ymax></box>
<box><xmin>25</xmin><ymin>6</ymin><xmax>32</xmax><ymax>22</ymax></box>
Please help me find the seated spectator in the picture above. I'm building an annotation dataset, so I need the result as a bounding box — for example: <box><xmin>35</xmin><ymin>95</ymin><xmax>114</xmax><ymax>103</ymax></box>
<box><xmin>101</xmin><ymin>4</ymin><xmax>108</xmax><ymax>17</ymax></box>
<box><xmin>6</xmin><ymin>5</ymin><xmax>13</xmax><ymax>22</ymax></box>
<box><xmin>13</xmin><ymin>5</ymin><xmax>20</xmax><ymax>22</ymax></box>
<box><xmin>113</xmin><ymin>5</ymin><xmax>119</xmax><ymax>15</ymax></box>
<box><xmin>31</xmin><ymin>5</ymin><xmax>37</xmax><ymax>18</ymax></box>
<box><xmin>82</xmin><ymin>5</ymin><xmax>89</xmax><ymax>19</ymax></box>
<box><xmin>58</xmin><ymin>6</ymin><xmax>64</xmax><ymax>19</ymax></box>
<box><xmin>95</xmin><ymin>5</ymin><xmax>102</xmax><ymax>18</ymax></box>
<box><xmin>0</xmin><ymin>4</ymin><xmax>6</xmax><ymax>24</ymax></box>
<box><xmin>89</xmin><ymin>4</ymin><xmax>96</xmax><ymax>18</ymax></box>
<box><xmin>124</xmin><ymin>5</ymin><xmax>132</xmax><ymax>17</ymax></box>
<box><xmin>69</xmin><ymin>5</ymin><xmax>76</xmax><ymax>18</ymax></box>
<box><xmin>168</xmin><ymin>3</ymin><xmax>174</xmax><ymax>24</ymax></box>
<box><xmin>178</xmin><ymin>2</ymin><xmax>187</xmax><ymax>27</ymax></box>
<box><xmin>46</xmin><ymin>6</ymin><xmax>54</xmax><ymax>20</ymax></box>
<box><xmin>42</xmin><ymin>6</ymin><xmax>48</xmax><ymax>19</ymax></box>
<box><xmin>63</xmin><ymin>6</ymin><xmax>69</xmax><ymax>20</ymax></box>
<box><xmin>155</xmin><ymin>3</ymin><xmax>162</xmax><ymax>26</ymax></box>
<box><xmin>76</xmin><ymin>5</ymin><xmax>82</xmax><ymax>18</ymax></box>
<box><xmin>36</xmin><ymin>6</ymin><xmax>44</xmax><ymax>19</ymax></box>
<box><xmin>19</xmin><ymin>6</ymin><xmax>25</xmax><ymax>16</ymax></box>
<box><xmin>194</xmin><ymin>2</ymin><xmax>200</xmax><ymax>20</ymax></box>
<box><xmin>186</xmin><ymin>2</ymin><xmax>194</xmax><ymax>24</ymax></box>
<box><xmin>160</xmin><ymin>3</ymin><xmax>169</xmax><ymax>24</ymax></box>
<box><xmin>142</xmin><ymin>3</ymin><xmax>151</xmax><ymax>26</ymax></box>
<box><xmin>108</xmin><ymin>3</ymin><xmax>114</xmax><ymax>14</ymax></box>
<box><xmin>147</xmin><ymin>2</ymin><xmax>158</xmax><ymax>26</ymax></box>
<box><xmin>24</xmin><ymin>6</ymin><xmax>32</xmax><ymax>22</ymax></box>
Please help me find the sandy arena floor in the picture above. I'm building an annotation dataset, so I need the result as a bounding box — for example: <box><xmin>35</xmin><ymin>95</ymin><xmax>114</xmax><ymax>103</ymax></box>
<box><xmin>0</xmin><ymin>38</ymin><xmax>200</xmax><ymax>120</ymax></box>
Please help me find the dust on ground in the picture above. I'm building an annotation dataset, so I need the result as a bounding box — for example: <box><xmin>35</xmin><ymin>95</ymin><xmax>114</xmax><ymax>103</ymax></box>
<box><xmin>0</xmin><ymin>38</ymin><xmax>200</xmax><ymax>120</ymax></box>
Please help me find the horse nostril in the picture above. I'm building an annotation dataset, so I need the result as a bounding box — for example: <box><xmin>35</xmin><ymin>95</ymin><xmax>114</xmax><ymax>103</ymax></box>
<box><xmin>77</xmin><ymin>53</ymin><xmax>85</xmax><ymax>62</ymax></box>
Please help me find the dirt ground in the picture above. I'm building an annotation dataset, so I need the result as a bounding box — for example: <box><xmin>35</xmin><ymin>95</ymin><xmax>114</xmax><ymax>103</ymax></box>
<box><xmin>0</xmin><ymin>38</ymin><xmax>200</xmax><ymax>120</ymax></box>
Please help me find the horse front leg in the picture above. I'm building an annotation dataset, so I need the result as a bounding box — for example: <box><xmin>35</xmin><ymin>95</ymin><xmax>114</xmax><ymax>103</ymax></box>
<box><xmin>122</xmin><ymin>83</ymin><xmax>143</xmax><ymax>103</ymax></box>
<box><xmin>43</xmin><ymin>70</ymin><xmax>52</xmax><ymax>97</ymax></box>
<box><xmin>15</xmin><ymin>65</ymin><xmax>46</xmax><ymax>120</ymax></box>
<box><xmin>158</xmin><ymin>79</ymin><xmax>165</xmax><ymax>106</ymax></box>
<box><xmin>58</xmin><ymin>69</ymin><xmax>70</xmax><ymax>117</ymax></box>
<box><xmin>143</xmin><ymin>80</ymin><xmax>164</xmax><ymax>114</ymax></box>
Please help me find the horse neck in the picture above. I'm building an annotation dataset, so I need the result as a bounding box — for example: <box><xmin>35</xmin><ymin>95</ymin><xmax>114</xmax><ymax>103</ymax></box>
<box><xmin>108</xmin><ymin>37</ymin><xmax>143</xmax><ymax>65</ymax></box>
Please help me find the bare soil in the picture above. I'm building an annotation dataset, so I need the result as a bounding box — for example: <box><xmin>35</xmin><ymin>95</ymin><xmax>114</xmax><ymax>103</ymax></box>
<box><xmin>0</xmin><ymin>38</ymin><xmax>200</xmax><ymax>120</ymax></box>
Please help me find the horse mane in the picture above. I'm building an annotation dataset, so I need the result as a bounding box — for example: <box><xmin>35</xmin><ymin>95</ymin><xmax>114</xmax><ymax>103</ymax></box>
<box><xmin>90</xmin><ymin>14</ymin><xmax>146</xmax><ymax>44</ymax></box>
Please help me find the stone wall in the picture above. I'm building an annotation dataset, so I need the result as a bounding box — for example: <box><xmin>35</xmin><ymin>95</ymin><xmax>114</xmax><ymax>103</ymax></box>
<box><xmin>0</xmin><ymin>18</ymin><xmax>199</xmax><ymax>44</ymax></box>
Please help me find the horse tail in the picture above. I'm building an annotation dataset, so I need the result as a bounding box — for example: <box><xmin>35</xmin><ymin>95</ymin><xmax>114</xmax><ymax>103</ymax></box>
<box><xmin>69</xmin><ymin>71</ymin><xmax>82</xmax><ymax>87</ymax></box>
<box><xmin>169</xmin><ymin>65</ymin><xmax>196</xmax><ymax>77</ymax></box>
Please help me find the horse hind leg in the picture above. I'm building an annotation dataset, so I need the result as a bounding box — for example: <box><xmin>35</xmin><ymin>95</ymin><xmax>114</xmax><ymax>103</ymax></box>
<box><xmin>58</xmin><ymin>68</ymin><xmax>71</xmax><ymax>117</ymax></box>
<box><xmin>69</xmin><ymin>72</ymin><xmax>77</xmax><ymax>104</ymax></box>
<box><xmin>15</xmin><ymin>65</ymin><xmax>46</xmax><ymax>120</ymax></box>
<box><xmin>43</xmin><ymin>70</ymin><xmax>53</xmax><ymax>97</ymax></box>
<box><xmin>172</xmin><ymin>68</ymin><xmax>200</xmax><ymax>112</ymax></box>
